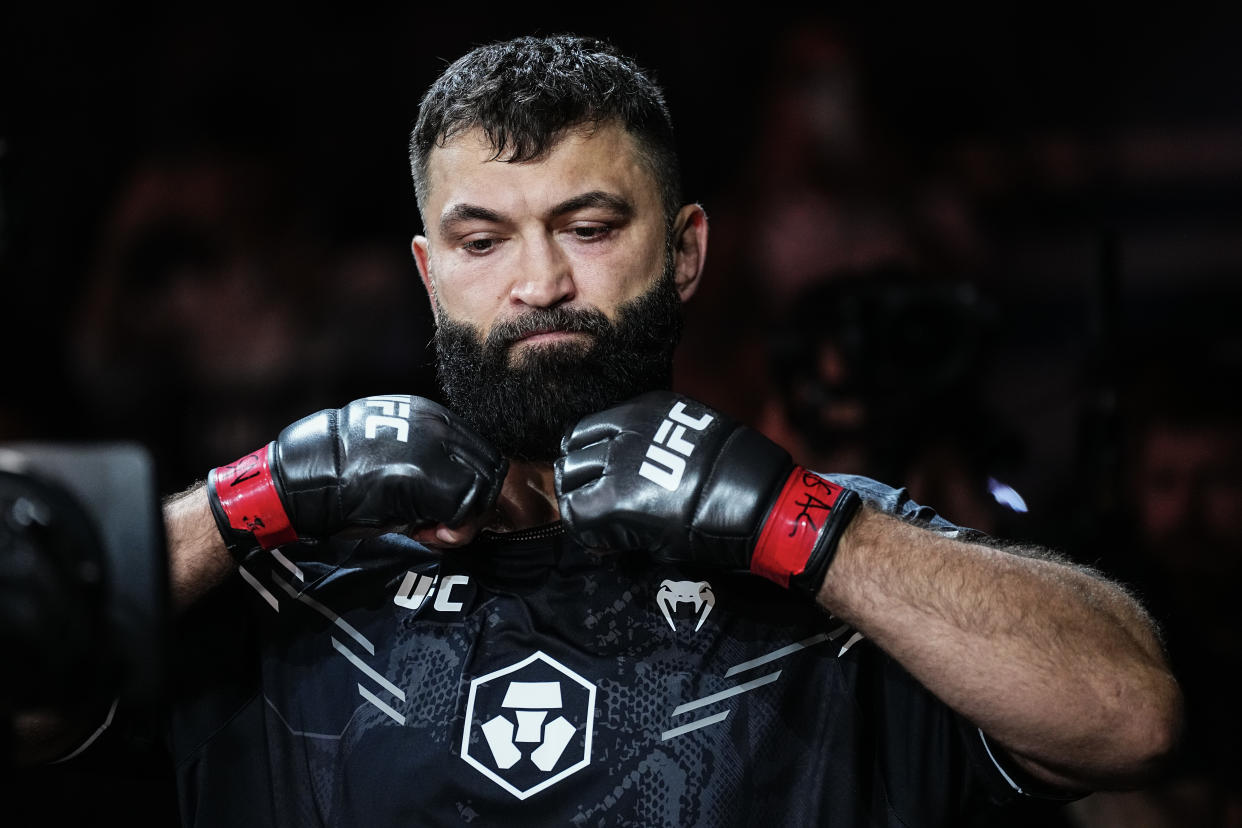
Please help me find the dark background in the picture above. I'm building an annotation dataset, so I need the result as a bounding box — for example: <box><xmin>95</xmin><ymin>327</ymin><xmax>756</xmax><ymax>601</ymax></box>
<box><xmin>2</xmin><ymin>4</ymin><xmax>1240</xmax><ymax>826</ymax></box>
<box><xmin>3</xmin><ymin>4</ymin><xmax>1239</xmax><ymax>503</ymax></box>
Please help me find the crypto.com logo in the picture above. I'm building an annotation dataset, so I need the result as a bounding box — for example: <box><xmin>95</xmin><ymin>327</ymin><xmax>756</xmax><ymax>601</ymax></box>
<box><xmin>460</xmin><ymin>651</ymin><xmax>596</xmax><ymax>800</ymax></box>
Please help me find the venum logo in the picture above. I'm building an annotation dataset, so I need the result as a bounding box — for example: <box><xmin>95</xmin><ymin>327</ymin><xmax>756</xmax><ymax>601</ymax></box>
<box><xmin>656</xmin><ymin>579</ymin><xmax>715</xmax><ymax>632</ymax></box>
<box><xmin>638</xmin><ymin>401</ymin><xmax>714</xmax><ymax>491</ymax></box>
<box><xmin>461</xmin><ymin>652</ymin><xmax>596</xmax><ymax>800</ymax></box>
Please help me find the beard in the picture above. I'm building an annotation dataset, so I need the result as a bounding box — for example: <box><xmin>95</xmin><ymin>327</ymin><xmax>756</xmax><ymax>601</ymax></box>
<box><xmin>432</xmin><ymin>260</ymin><xmax>683</xmax><ymax>462</ymax></box>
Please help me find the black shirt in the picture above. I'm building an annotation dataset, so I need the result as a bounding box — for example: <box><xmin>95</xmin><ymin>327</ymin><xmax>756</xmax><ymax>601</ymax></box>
<box><xmin>166</xmin><ymin>474</ymin><xmax>1067</xmax><ymax>827</ymax></box>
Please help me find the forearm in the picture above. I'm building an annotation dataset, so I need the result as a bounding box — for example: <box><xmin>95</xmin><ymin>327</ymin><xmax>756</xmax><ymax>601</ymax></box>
<box><xmin>163</xmin><ymin>483</ymin><xmax>235</xmax><ymax>612</ymax></box>
<box><xmin>817</xmin><ymin>506</ymin><xmax>1183</xmax><ymax>789</ymax></box>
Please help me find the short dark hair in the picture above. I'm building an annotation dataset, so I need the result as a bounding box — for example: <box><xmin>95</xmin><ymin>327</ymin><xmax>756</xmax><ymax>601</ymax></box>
<box><xmin>409</xmin><ymin>34</ymin><xmax>683</xmax><ymax>229</ymax></box>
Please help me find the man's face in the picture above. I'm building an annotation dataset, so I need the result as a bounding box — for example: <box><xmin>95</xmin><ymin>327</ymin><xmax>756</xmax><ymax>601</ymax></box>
<box><xmin>412</xmin><ymin>122</ymin><xmax>705</xmax><ymax>460</ymax></box>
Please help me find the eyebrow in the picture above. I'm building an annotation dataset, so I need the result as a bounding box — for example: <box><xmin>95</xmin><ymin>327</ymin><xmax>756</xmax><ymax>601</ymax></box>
<box><xmin>438</xmin><ymin>190</ymin><xmax>634</xmax><ymax>235</ymax></box>
<box><xmin>549</xmin><ymin>190</ymin><xmax>634</xmax><ymax>219</ymax></box>
<box><xmin>439</xmin><ymin>203</ymin><xmax>505</xmax><ymax>234</ymax></box>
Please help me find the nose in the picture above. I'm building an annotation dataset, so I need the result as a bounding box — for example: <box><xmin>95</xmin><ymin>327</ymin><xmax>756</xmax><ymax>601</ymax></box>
<box><xmin>509</xmin><ymin>233</ymin><xmax>576</xmax><ymax>308</ymax></box>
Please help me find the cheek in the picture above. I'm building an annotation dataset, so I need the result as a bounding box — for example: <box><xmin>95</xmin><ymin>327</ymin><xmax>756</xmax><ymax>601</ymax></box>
<box><xmin>576</xmin><ymin>244</ymin><xmax>666</xmax><ymax>313</ymax></box>
<box><xmin>446</xmin><ymin>282</ymin><xmax>505</xmax><ymax>315</ymax></box>
<box><xmin>430</xmin><ymin>263</ymin><xmax>508</xmax><ymax>325</ymax></box>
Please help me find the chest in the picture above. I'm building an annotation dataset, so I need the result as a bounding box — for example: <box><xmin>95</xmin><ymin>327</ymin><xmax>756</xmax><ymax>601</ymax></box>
<box><xmin>245</xmin><ymin>551</ymin><xmax>860</xmax><ymax>823</ymax></box>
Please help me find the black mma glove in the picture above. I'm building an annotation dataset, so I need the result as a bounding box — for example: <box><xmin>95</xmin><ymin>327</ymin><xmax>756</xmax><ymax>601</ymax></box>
<box><xmin>555</xmin><ymin>390</ymin><xmax>861</xmax><ymax>599</ymax></box>
<box><xmin>207</xmin><ymin>394</ymin><xmax>507</xmax><ymax>560</ymax></box>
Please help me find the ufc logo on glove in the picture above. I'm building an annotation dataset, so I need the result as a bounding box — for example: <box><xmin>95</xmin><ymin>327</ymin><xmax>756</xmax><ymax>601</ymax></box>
<box><xmin>638</xmin><ymin>401</ymin><xmax>715</xmax><ymax>490</ymax></box>
<box><xmin>364</xmin><ymin>395</ymin><xmax>414</xmax><ymax>442</ymax></box>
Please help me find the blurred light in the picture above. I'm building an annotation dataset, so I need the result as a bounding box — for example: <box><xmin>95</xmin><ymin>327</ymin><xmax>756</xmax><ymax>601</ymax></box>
<box><xmin>987</xmin><ymin>476</ymin><xmax>1028</xmax><ymax>513</ymax></box>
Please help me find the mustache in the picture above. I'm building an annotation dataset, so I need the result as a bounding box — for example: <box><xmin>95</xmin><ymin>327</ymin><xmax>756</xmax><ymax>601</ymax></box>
<box><xmin>483</xmin><ymin>305</ymin><xmax>612</xmax><ymax>351</ymax></box>
<box><xmin>432</xmin><ymin>265</ymin><xmax>682</xmax><ymax>461</ymax></box>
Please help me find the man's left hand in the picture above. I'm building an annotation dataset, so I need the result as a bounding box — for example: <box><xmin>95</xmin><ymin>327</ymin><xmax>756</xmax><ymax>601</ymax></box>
<box><xmin>555</xmin><ymin>391</ymin><xmax>862</xmax><ymax>598</ymax></box>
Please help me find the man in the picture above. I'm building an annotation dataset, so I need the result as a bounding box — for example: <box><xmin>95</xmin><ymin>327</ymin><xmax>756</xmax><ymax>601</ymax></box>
<box><xmin>19</xmin><ymin>34</ymin><xmax>1180</xmax><ymax>827</ymax></box>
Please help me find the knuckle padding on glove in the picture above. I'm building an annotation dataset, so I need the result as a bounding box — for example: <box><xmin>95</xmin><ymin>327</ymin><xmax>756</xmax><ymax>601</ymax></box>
<box><xmin>274</xmin><ymin>410</ymin><xmax>344</xmax><ymax>536</ymax></box>
<box><xmin>436</xmin><ymin>414</ymin><xmax>508</xmax><ymax>525</ymax></box>
<box><xmin>556</xmin><ymin>438</ymin><xmax>612</xmax><ymax>494</ymax></box>
<box><xmin>689</xmin><ymin>425</ymin><xmax>792</xmax><ymax>564</ymax></box>
<box><xmin>561</xmin><ymin>417</ymin><xmax>622</xmax><ymax>455</ymax></box>
<box><xmin>561</xmin><ymin>428</ymin><xmax>663</xmax><ymax>548</ymax></box>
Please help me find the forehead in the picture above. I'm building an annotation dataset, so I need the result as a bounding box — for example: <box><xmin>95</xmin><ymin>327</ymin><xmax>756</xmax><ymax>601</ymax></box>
<box><xmin>422</xmin><ymin>122</ymin><xmax>660</xmax><ymax>223</ymax></box>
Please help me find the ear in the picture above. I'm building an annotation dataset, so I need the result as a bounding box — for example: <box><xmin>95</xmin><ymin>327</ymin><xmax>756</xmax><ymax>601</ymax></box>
<box><xmin>671</xmin><ymin>203</ymin><xmax>708</xmax><ymax>303</ymax></box>
<box><xmin>411</xmin><ymin>235</ymin><xmax>439</xmax><ymax>319</ymax></box>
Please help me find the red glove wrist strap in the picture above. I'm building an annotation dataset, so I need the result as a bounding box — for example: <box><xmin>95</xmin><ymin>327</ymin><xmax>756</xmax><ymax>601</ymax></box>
<box><xmin>751</xmin><ymin>467</ymin><xmax>851</xmax><ymax>588</ymax></box>
<box><xmin>211</xmin><ymin>444</ymin><xmax>298</xmax><ymax>550</ymax></box>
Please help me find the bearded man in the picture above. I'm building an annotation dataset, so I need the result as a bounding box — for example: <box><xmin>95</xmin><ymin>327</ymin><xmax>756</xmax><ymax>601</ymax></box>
<box><xmin>13</xmin><ymin>34</ymin><xmax>1182</xmax><ymax>828</ymax></box>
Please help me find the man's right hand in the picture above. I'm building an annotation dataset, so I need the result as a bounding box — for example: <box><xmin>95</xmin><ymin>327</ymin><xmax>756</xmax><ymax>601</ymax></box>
<box><xmin>206</xmin><ymin>394</ymin><xmax>507</xmax><ymax>559</ymax></box>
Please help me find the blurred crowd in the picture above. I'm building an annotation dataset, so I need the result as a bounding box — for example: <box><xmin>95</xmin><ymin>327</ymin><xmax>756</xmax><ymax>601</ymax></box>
<box><xmin>3</xmin><ymin>13</ymin><xmax>1240</xmax><ymax>827</ymax></box>
<box><xmin>58</xmin><ymin>143</ymin><xmax>435</xmax><ymax>492</ymax></box>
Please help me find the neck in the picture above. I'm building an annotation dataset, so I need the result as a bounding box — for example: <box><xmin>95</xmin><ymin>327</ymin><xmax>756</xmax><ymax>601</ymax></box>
<box><xmin>484</xmin><ymin>459</ymin><xmax>560</xmax><ymax>533</ymax></box>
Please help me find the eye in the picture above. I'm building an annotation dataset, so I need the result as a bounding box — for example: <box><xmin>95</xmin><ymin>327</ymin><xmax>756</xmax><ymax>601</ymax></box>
<box><xmin>462</xmin><ymin>238</ymin><xmax>497</xmax><ymax>254</ymax></box>
<box><xmin>568</xmin><ymin>224</ymin><xmax>613</xmax><ymax>242</ymax></box>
